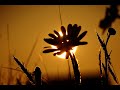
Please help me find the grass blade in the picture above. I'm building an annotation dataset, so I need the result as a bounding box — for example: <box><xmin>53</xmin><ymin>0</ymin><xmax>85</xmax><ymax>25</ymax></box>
<box><xmin>13</xmin><ymin>56</ymin><xmax>35</xmax><ymax>84</ymax></box>
<box><xmin>7</xmin><ymin>24</ymin><xmax>12</xmax><ymax>84</ymax></box>
<box><xmin>99</xmin><ymin>49</ymin><xmax>103</xmax><ymax>77</ymax></box>
<box><xmin>102</xmin><ymin>63</ymin><xmax>106</xmax><ymax>72</ymax></box>
<box><xmin>96</xmin><ymin>32</ymin><xmax>105</xmax><ymax>48</ymax></box>
<box><xmin>25</xmin><ymin>32</ymin><xmax>40</xmax><ymax>68</ymax></box>
<box><xmin>0</xmin><ymin>66</ymin><xmax>22</xmax><ymax>72</ymax></box>
<box><xmin>108</xmin><ymin>64</ymin><xmax>119</xmax><ymax>84</ymax></box>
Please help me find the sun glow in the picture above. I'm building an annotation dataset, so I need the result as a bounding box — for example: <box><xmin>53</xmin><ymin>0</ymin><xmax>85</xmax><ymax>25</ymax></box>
<box><xmin>51</xmin><ymin>31</ymin><xmax>77</xmax><ymax>59</ymax></box>
<box><xmin>51</xmin><ymin>45</ymin><xmax>77</xmax><ymax>59</ymax></box>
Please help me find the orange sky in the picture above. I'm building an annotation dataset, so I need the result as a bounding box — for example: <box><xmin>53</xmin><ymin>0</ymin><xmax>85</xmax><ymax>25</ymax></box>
<box><xmin>0</xmin><ymin>5</ymin><xmax>120</xmax><ymax>85</ymax></box>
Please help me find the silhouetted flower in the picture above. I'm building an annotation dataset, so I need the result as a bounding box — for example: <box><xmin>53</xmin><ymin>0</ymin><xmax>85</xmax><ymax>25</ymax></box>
<box><xmin>108</xmin><ymin>28</ymin><xmax>116</xmax><ymax>35</ymax></box>
<box><xmin>43</xmin><ymin>24</ymin><xmax>88</xmax><ymax>59</ymax></box>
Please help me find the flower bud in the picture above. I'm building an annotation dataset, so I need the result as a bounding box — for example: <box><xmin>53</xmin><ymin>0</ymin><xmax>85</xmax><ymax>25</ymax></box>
<box><xmin>108</xmin><ymin>28</ymin><xmax>116</xmax><ymax>35</ymax></box>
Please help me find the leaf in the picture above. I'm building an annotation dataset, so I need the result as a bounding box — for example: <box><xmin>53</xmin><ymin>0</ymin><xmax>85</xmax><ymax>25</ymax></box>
<box><xmin>44</xmin><ymin>38</ymin><xmax>58</xmax><ymax>45</ymax></box>
<box><xmin>99</xmin><ymin>49</ymin><xmax>102</xmax><ymax>75</ymax></box>
<box><xmin>43</xmin><ymin>49</ymin><xmax>58</xmax><ymax>53</ymax></box>
<box><xmin>13</xmin><ymin>56</ymin><xmax>35</xmax><ymax>84</ymax></box>
<box><xmin>48</xmin><ymin>33</ymin><xmax>57</xmax><ymax>39</ymax></box>
<box><xmin>77</xmin><ymin>31</ymin><xmax>87</xmax><ymax>41</ymax></box>
<box><xmin>99</xmin><ymin>49</ymin><xmax>101</xmax><ymax>62</ymax></box>
<box><xmin>108</xmin><ymin>65</ymin><xmax>118</xmax><ymax>84</ymax></box>
<box><xmin>96</xmin><ymin>32</ymin><xmax>106</xmax><ymax>48</ymax></box>
<box><xmin>108</xmin><ymin>50</ymin><xmax>112</xmax><ymax>65</ymax></box>
<box><xmin>102</xmin><ymin>63</ymin><xmax>106</xmax><ymax>72</ymax></box>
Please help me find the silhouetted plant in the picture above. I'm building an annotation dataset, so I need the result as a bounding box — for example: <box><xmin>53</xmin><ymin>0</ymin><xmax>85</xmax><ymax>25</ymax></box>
<box><xmin>13</xmin><ymin>56</ymin><xmax>35</xmax><ymax>85</ymax></box>
<box><xmin>34</xmin><ymin>67</ymin><xmax>42</xmax><ymax>86</ymax></box>
<box><xmin>96</xmin><ymin>28</ymin><xmax>119</xmax><ymax>85</ymax></box>
<box><xmin>43</xmin><ymin>24</ymin><xmax>88</xmax><ymax>86</ymax></box>
<box><xmin>99</xmin><ymin>5</ymin><xmax>120</xmax><ymax>34</ymax></box>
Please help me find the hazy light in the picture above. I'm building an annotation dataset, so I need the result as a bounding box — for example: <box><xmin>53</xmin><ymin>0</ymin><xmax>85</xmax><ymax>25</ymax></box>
<box><xmin>51</xmin><ymin>45</ymin><xmax>77</xmax><ymax>59</ymax></box>
<box><xmin>59</xmin><ymin>31</ymin><xmax>63</xmax><ymax>37</ymax></box>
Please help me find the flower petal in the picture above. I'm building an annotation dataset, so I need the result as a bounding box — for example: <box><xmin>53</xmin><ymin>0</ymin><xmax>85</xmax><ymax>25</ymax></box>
<box><xmin>67</xmin><ymin>24</ymin><xmax>73</xmax><ymax>37</ymax></box>
<box><xmin>77</xmin><ymin>31</ymin><xmax>87</xmax><ymax>41</ymax></box>
<box><xmin>48</xmin><ymin>33</ymin><xmax>57</xmax><ymax>39</ymax></box>
<box><xmin>76</xmin><ymin>26</ymin><xmax>81</xmax><ymax>36</ymax></box>
<box><xmin>44</xmin><ymin>46</ymin><xmax>51</xmax><ymax>48</ymax></box>
<box><xmin>72</xmin><ymin>24</ymin><xmax>81</xmax><ymax>38</ymax></box>
<box><xmin>61</xmin><ymin>26</ymin><xmax>66</xmax><ymax>37</ymax></box>
<box><xmin>73</xmin><ymin>41</ymin><xmax>88</xmax><ymax>46</ymax></box>
<box><xmin>43</xmin><ymin>49</ymin><xmax>58</xmax><ymax>53</ymax></box>
<box><xmin>44</xmin><ymin>38</ymin><xmax>58</xmax><ymax>45</ymax></box>
<box><xmin>53</xmin><ymin>51</ymin><xmax>64</xmax><ymax>56</ymax></box>
<box><xmin>54</xmin><ymin>30</ymin><xmax>60</xmax><ymax>37</ymax></box>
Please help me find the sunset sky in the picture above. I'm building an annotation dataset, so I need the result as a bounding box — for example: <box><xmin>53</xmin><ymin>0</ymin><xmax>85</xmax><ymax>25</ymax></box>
<box><xmin>0</xmin><ymin>5</ymin><xmax>120</xmax><ymax>85</ymax></box>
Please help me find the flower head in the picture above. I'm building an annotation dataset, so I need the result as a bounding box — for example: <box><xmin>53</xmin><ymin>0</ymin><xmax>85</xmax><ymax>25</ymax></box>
<box><xmin>43</xmin><ymin>24</ymin><xmax>88</xmax><ymax>59</ymax></box>
<box><xmin>108</xmin><ymin>28</ymin><xmax>116</xmax><ymax>35</ymax></box>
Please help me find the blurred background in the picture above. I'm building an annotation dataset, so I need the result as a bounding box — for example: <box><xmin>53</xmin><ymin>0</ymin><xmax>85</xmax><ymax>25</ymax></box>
<box><xmin>0</xmin><ymin>5</ymin><xmax>120</xmax><ymax>85</ymax></box>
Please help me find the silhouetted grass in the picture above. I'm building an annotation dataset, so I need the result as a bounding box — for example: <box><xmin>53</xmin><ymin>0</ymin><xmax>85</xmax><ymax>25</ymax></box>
<box><xmin>13</xmin><ymin>56</ymin><xmax>35</xmax><ymax>85</ymax></box>
<box><xmin>24</xmin><ymin>32</ymin><xmax>40</xmax><ymax>68</ymax></box>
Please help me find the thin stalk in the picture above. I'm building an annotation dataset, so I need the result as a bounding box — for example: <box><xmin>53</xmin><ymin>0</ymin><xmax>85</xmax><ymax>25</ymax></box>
<box><xmin>105</xmin><ymin>52</ymin><xmax>108</xmax><ymax>85</ymax></box>
<box><xmin>68</xmin><ymin>58</ymin><xmax>72</xmax><ymax>81</ymax></box>
<box><xmin>58</xmin><ymin>5</ymin><xmax>62</xmax><ymax>25</ymax></box>
<box><xmin>7</xmin><ymin>24</ymin><xmax>12</xmax><ymax>85</ymax></box>
<box><xmin>98</xmin><ymin>48</ymin><xmax>104</xmax><ymax>85</ymax></box>
<box><xmin>39</xmin><ymin>54</ymin><xmax>49</xmax><ymax>81</ymax></box>
<box><xmin>25</xmin><ymin>33</ymin><xmax>40</xmax><ymax>68</ymax></box>
<box><xmin>104</xmin><ymin>33</ymin><xmax>111</xmax><ymax>85</ymax></box>
<box><xmin>57</xmin><ymin>62</ymin><xmax>59</xmax><ymax>81</ymax></box>
<box><xmin>0</xmin><ymin>66</ymin><xmax>22</xmax><ymax>72</ymax></box>
<box><xmin>106</xmin><ymin>33</ymin><xmax>111</xmax><ymax>46</ymax></box>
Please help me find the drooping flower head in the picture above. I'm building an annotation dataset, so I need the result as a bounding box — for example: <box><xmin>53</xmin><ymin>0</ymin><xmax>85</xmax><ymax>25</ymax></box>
<box><xmin>43</xmin><ymin>24</ymin><xmax>88</xmax><ymax>59</ymax></box>
<box><xmin>108</xmin><ymin>28</ymin><xmax>116</xmax><ymax>35</ymax></box>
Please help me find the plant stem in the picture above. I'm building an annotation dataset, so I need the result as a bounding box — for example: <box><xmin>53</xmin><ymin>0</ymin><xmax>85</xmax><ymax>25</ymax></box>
<box><xmin>104</xmin><ymin>33</ymin><xmax>111</xmax><ymax>85</ymax></box>
<box><xmin>69</xmin><ymin>52</ymin><xmax>81</xmax><ymax>86</ymax></box>
<box><xmin>105</xmin><ymin>52</ymin><xmax>108</xmax><ymax>85</ymax></box>
<box><xmin>68</xmin><ymin>58</ymin><xmax>72</xmax><ymax>81</ymax></box>
<box><xmin>7</xmin><ymin>24</ymin><xmax>12</xmax><ymax>85</ymax></box>
<box><xmin>25</xmin><ymin>32</ymin><xmax>40</xmax><ymax>68</ymax></box>
<box><xmin>98</xmin><ymin>49</ymin><xmax>104</xmax><ymax>85</ymax></box>
<box><xmin>106</xmin><ymin>33</ymin><xmax>111</xmax><ymax>46</ymax></box>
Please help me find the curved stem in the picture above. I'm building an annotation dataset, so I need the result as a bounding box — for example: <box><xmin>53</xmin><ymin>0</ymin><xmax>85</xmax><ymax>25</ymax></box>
<box><xmin>106</xmin><ymin>33</ymin><xmax>110</xmax><ymax>46</ymax></box>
